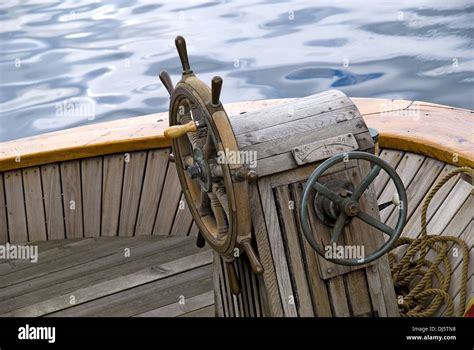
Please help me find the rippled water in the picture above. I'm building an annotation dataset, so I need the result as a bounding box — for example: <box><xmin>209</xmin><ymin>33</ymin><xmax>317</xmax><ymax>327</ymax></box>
<box><xmin>0</xmin><ymin>0</ymin><xmax>473</xmax><ymax>142</ymax></box>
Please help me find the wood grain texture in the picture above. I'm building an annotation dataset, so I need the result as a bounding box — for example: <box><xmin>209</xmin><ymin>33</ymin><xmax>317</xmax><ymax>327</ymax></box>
<box><xmin>248</xmin><ymin>183</ymin><xmax>283</xmax><ymax>316</ymax></box>
<box><xmin>291</xmin><ymin>183</ymin><xmax>332</xmax><ymax>317</ymax></box>
<box><xmin>22</xmin><ymin>167</ymin><xmax>47</xmax><ymax>242</ymax></box>
<box><xmin>81</xmin><ymin>157</ymin><xmax>102</xmax><ymax>237</ymax></box>
<box><xmin>374</xmin><ymin>149</ymin><xmax>404</xmax><ymax>197</ymax></box>
<box><xmin>169</xmin><ymin>194</ymin><xmax>193</xmax><ymax>236</ymax></box>
<box><xmin>101</xmin><ymin>154</ymin><xmax>125</xmax><ymax>236</ymax></box>
<box><xmin>0</xmin><ymin>97</ymin><xmax>471</xmax><ymax>172</ymax></box>
<box><xmin>60</xmin><ymin>160</ymin><xmax>83</xmax><ymax>238</ymax></box>
<box><xmin>0</xmin><ymin>236</ymin><xmax>213</xmax><ymax>317</ymax></box>
<box><xmin>0</xmin><ymin>174</ymin><xmax>8</xmax><ymax>243</ymax></box>
<box><xmin>3</xmin><ymin>170</ymin><xmax>28</xmax><ymax>243</ymax></box>
<box><xmin>378</xmin><ymin>153</ymin><xmax>425</xmax><ymax>222</ymax></box>
<box><xmin>41</xmin><ymin>164</ymin><xmax>65</xmax><ymax>240</ymax></box>
<box><xmin>258</xmin><ymin>177</ymin><xmax>297</xmax><ymax>317</ymax></box>
<box><xmin>118</xmin><ymin>151</ymin><xmax>147</xmax><ymax>237</ymax></box>
<box><xmin>135</xmin><ymin>149</ymin><xmax>170</xmax><ymax>236</ymax></box>
<box><xmin>274</xmin><ymin>186</ymin><xmax>314</xmax><ymax>316</ymax></box>
<box><xmin>152</xmin><ymin>162</ymin><xmax>182</xmax><ymax>236</ymax></box>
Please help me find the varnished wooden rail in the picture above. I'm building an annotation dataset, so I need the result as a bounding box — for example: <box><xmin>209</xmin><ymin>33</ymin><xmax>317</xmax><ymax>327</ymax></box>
<box><xmin>0</xmin><ymin>98</ymin><xmax>472</xmax><ymax>172</ymax></box>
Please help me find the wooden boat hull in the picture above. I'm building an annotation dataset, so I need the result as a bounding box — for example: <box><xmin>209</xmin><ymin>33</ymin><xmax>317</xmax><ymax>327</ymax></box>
<box><xmin>0</xmin><ymin>97</ymin><xmax>471</xmax><ymax>317</ymax></box>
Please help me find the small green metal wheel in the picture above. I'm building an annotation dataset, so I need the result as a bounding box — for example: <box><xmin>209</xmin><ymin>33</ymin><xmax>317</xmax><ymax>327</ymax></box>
<box><xmin>299</xmin><ymin>151</ymin><xmax>407</xmax><ymax>266</ymax></box>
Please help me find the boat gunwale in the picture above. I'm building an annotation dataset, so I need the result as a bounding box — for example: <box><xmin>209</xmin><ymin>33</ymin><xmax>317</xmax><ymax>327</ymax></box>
<box><xmin>0</xmin><ymin>98</ymin><xmax>472</xmax><ymax>171</ymax></box>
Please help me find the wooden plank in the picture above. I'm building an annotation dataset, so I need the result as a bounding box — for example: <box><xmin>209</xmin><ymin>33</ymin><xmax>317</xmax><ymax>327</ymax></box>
<box><xmin>232</xmin><ymin>91</ymin><xmax>350</xmax><ymax>136</ymax></box>
<box><xmin>235</xmin><ymin>259</ymin><xmax>248</xmax><ymax>316</ymax></box>
<box><xmin>41</xmin><ymin>164</ymin><xmax>65</xmax><ymax>240</ymax></box>
<box><xmin>136</xmin><ymin>291</ymin><xmax>214</xmax><ymax>317</ymax></box>
<box><xmin>0</xmin><ymin>238</ymin><xmax>205</xmax><ymax>314</ymax></box>
<box><xmin>250</xmin><ymin>268</ymin><xmax>262</xmax><ymax>316</ymax></box>
<box><xmin>255</xmin><ymin>132</ymin><xmax>372</xmax><ymax>178</ymax></box>
<box><xmin>0</xmin><ymin>238</ymin><xmax>95</xmax><ymax>275</ymax></box>
<box><xmin>363</xmin><ymin>102</ymin><xmax>474</xmax><ymax>168</ymax></box>
<box><xmin>118</xmin><ymin>151</ymin><xmax>147</xmax><ymax>237</ymax></box>
<box><xmin>364</xmin><ymin>263</ymin><xmax>388</xmax><ymax>317</ymax></box>
<box><xmin>402</xmin><ymin>166</ymin><xmax>460</xmax><ymax>239</ymax></box>
<box><xmin>3</xmin><ymin>170</ymin><xmax>28</xmax><ymax>243</ymax></box>
<box><xmin>327</xmin><ymin>276</ymin><xmax>350</xmax><ymax>316</ymax></box>
<box><xmin>378</xmin><ymin>153</ymin><xmax>425</xmax><ymax>222</ymax></box>
<box><xmin>153</xmin><ymin>162</ymin><xmax>182</xmax><ymax>236</ymax></box>
<box><xmin>22</xmin><ymin>167</ymin><xmax>47</xmax><ymax>242</ymax></box>
<box><xmin>101</xmin><ymin>154</ymin><xmax>125</xmax><ymax>236</ymax></box>
<box><xmin>291</xmin><ymin>183</ymin><xmax>332</xmax><ymax>316</ymax></box>
<box><xmin>51</xmin><ymin>266</ymin><xmax>213</xmax><ymax>317</ymax></box>
<box><xmin>221</xmin><ymin>258</ymin><xmax>235</xmax><ymax>317</ymax></box>
<box><xmin>242</xmin><ymin>259</ymin><xmax>256</xmax><ymax>317</ymax></box>
<box><xmin>6</xmin><ymin>250</ymin><xmax>213</xmax><ymax>317</ymax></box>
<box><xmin>0</xmin><ymin>237</ymin><xmax>161</xmax><ymax>292</ymax></box>
<box><xmin>213</xmin><ymin>252</ymin><xmax>224</xmax><ymax>317</ymax></box>
<box><xmin>60</xmin><ymin>160</ymin><xmax>83</xmax><ymax>238</ymax></box>
<box><xmin>217</xmin><ymin>256</ymin><xmax>231</xmax><ymax>317</ymax></box>
<box><xmin>385</xmin><ymin>156</ymin><xmax>444</xmax><ymax>228</ymax></box>
<box><xmin>345</xmin><ymin>270</ymin><xmax>373</xmax><ymax>316</ymax></box>
<box><xmin>180</xmin><ymin>305</ymin><xmax>215</xmax><ymax>317</ymax></box>
<box><xmin>0</xmin><ymin>173</ymin><xmax>9</xmax><ymax>243</ymax></box>
<box><xmin>1</xmin><ymin>97</ymin><xmax>472</xmax><ymax>173</ymax></box>
<box><xmin>81</xmin><ymin>157</ymin><xmax>102</xmax><ymax>237</ymax></box>
<box><xmin>241</xmin><ymin>117</ymin><xmax>365</xmax><ymax>159</ymax></box>
<box><xmin>356</xmin><ymin>158</ymin><xmax>399</xmax><ymax>316</ymax></box>
<box><xmin>425</xmin><ymin>178</ymin><xmax>471</xmax><ymax>234</ymax></box>
<box><xmin>135</xmin><ymin>149</ymin><xmax>170</xmax><ymax>235</ymax></box>
<box><xmin>375</xmin><ymin>149</ymin><xmax>404</xmax><ymax>197</ymax></box>
<box><xmin>170</xmin><ymin>194</ymin><xmax>193</xmax><ymax>236</ymax></box>
<box><xmin>258</xmin><ymin>177</ymin><xmax>297</xmax><ymax>316</ymax></box>
<box><xmin>249</xmin><ymin>183</ymin><xmax>283</xmax><ymax>317</ymax></box>
<box><xmin>274</xmin><ymin>186</ymin><xmax>314</xmax><ymax>316</ymax></box>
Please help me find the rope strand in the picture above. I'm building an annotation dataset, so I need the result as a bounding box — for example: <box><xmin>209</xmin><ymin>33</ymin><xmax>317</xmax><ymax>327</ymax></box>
<box><xmin>389</xmin><ymin>166</ymin><xmax>471</xmax><ymax>317</ymax></box>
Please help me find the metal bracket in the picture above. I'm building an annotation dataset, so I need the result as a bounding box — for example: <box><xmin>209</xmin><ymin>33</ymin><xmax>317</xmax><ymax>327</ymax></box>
<box><xmin>291</xmin><ymin>133</ymin><xmax>359</xmax><ymax>165</ymax></box>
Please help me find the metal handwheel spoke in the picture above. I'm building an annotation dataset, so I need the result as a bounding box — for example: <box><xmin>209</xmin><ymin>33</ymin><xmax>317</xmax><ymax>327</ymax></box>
<box><xmin>299</xmin><ymin>151</ymin><xmax>407</xmax><ymax>266</ymax></box>
<box><xmin>352</xmin><ymin>164</ymin><xmax>381</xmax><ymax>200</ymax></box>
<box><xmin>356</xmin><ymin>211</ymin><xmax>395</xmax><ymax>237</ymax></box>
<box><xmin>312</xmin><ymin>182</ymin><xmax>344</xmax><ymax>206</ymax></box>
<box><xmin>330</xmin><ymin>213</ymin><xmax>348</xmax><ymax>244</ymax></box>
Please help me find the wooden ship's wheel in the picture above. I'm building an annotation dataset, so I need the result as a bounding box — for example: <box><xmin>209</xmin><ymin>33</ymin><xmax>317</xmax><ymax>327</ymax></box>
<box><xmin>160</xmin><ymin>36</ymin><xmax>263</xmax><ymax>294</ymax></box>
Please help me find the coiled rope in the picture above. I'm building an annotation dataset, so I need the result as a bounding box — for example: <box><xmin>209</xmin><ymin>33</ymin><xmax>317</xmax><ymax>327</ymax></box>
<box><xmin>388</xmin><ymin>166</ymin><xmax>472</xmax><ymax>317</ymax></box>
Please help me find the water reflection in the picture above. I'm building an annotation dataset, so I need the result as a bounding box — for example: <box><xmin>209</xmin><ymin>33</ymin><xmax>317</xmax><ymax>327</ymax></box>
<box><xmin>0</xmin><ymin>0</ymin><xmax>472</xmax><ymax>141</ymax></box>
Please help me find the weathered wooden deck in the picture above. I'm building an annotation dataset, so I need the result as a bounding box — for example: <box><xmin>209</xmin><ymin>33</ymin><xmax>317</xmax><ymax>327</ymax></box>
<box><xmin>0</xmin><ymin>236</ymin><xmax>214</xmax><ymax>317</ymax></box>
<box><xmin>1</xmin><ymin>148</ymin><xmax>470</xmax><ymax>317</ymax></box>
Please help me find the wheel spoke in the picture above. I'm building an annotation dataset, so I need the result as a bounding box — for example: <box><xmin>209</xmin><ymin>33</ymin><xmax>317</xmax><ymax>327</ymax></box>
<box><xmin>356</xmin><ymin>211</ymin><xmax>394</xmax><ymax>237</ymax></box>
<box><xmin>352</xmin><ymin>164</ymin><xmax>381</xmax><ymax>200</ymax></box>
<box><xmin>312</xmin><ymin>182</ymin><xmax>344</xmax><ymax>205</ymax></box>
<box><xmin>208</xmin><ymin>191</ymin><xmax>228</xmax><ymax>234</ymax></box>
<box><xmin>212</xmin><ymin>183</ymin><xmax>229</xmax><ymax>218</ymax></box>
<box><xmin>330</xmin><ymin>213</ymin><xmax>348</xmax><ymax>244</ymax></box>
<box><xmin>197</xmin><ymin>191</ymin><xmax>211</xmax><ymax>216</ymax></box>
<box><xmin>203</xmin><ymin>131</ymin><xmax>216</xmax><ymax>160</ymax></box>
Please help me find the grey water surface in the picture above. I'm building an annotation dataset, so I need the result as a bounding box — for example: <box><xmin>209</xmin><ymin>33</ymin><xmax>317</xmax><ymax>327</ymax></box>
<box><xmin>0</xmin><ymin>0</ymin><xmax>472</xmax><ymax>142</ymax></box>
